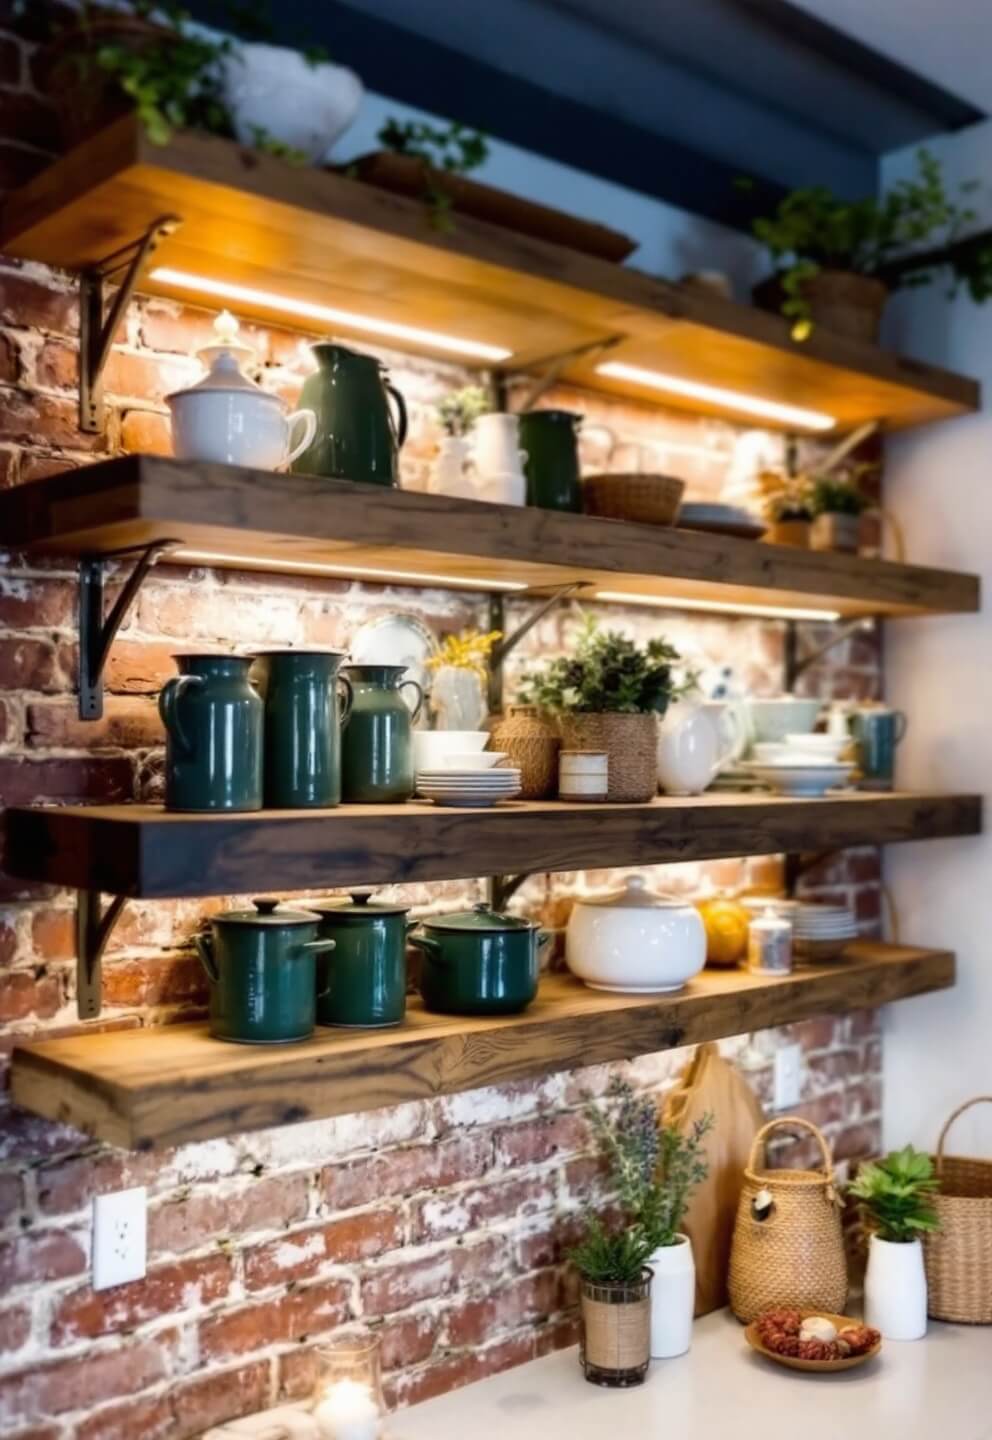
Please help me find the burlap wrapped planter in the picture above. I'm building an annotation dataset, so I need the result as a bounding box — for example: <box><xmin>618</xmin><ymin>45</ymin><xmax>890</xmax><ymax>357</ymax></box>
<box><xmin>490</xmin><ymin>705</ymin><xmax>560</xmax><ymax>800</ymax></box>
<box><xmin>580</xmin><ymin>1270</ymin><xmax>652</xmax><ymax>1387</ymax></box>
<box><xmin>559</xmin><ymin>713</ymin><xmax>659</xmax><ymax>802</ymax></box>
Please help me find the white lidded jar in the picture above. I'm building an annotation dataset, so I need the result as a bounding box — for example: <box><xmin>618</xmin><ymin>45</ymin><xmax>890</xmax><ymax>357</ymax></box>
<box><xmin>566</xmin><ymin>877</ymin><xmax>705</xmax><ymax>993</ymax></box>
<box><xmin>648</xmin><ymin>1233</ymin><xmax>696</xmax><ymax>1358</ymax></box>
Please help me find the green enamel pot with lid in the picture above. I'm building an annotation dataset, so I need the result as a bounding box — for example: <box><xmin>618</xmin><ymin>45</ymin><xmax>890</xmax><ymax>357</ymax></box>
<box><xmin>195</xmin><ymin>898</ymin><xmax>336</xmax><ymax>1044</ymax></box>
<box><xmin>409</xmin><ymin>902</ymin><xmax>550</xmax><ymax>1016</ymax></box>
<box><xmin>306</xmin><ymin>889</ymin><xmax>413</xmax><ymax>1028</ymax></box>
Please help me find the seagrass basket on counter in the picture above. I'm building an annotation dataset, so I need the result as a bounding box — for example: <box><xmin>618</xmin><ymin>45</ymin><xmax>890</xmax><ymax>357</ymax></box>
<box><xmin>925</xmin><ymin>1096</ymin><xmax>992</xmax><ymax>1324</ymax></box>
<box><xmin>728</xmin><ymin>1116</ymin><xmax>848</xmax><ymax>1322</ymax></box>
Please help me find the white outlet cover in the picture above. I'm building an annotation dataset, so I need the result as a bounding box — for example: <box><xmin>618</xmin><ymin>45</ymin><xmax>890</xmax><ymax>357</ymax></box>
<box><xmin>92</xmin><ymin>1186</ymin><xmax>147</xmax><ymax>1291</ymax></box>
<box><xmin>773</xmin><ymin>1043</ymin><xmax>803</xmax><ymax>1110</ymax></box>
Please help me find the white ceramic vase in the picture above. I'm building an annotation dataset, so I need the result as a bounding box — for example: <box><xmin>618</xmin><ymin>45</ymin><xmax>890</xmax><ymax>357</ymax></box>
<box><xmin>429</xmin><ymin>665</ymin><xmax>487</xmax><ymax>731</ymax></box>
<box><xmin>657</xmin><ymin>699</ymin><xmax>742</xmax><ymax>795</ymax></box>
<box><xmin>864</xmin><ymin>1234</ymin><xmax>927</xmax><ymax>1340</ymax></box>
<box><xmin>429</xmin><ymin>435</ymin><xmax>476</xmax><ymax>498</ymax></box>
<box><xmin>470</xmin><ymin>413</ymin><xmax>527</xmax><ymax>506</ymax></box>
<box><xmin>221</xmin><ymin>43</ymin><xmax>363</xmax><ymax>162</ymax></box>
<box><xmin>648</xmin><ymin>1234</ymin><xmax>695</xmax><ymax>1358</ymax></box>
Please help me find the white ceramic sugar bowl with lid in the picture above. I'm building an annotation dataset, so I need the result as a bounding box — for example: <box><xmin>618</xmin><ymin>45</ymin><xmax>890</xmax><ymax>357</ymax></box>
<box><xmin>566</xmin><ymin>876</ymin><xmax>705</xmax><ymax>993</ymax></box>
<box><xmin>167</xmin><ymin>311</ymin><xmax>316</xmax><ymax>470</ymax></box>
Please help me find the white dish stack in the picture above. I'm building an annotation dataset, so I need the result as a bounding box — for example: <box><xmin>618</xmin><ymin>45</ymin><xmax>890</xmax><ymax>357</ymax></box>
<box><xmin>793</xmin><ymin>903</ymin><xmax>858</xmax><ymax>960</ymax></box>
<box><xmin>415</xmin><ymin>767</ymin><xmax>522</xmax><ymax>807</ymax></box>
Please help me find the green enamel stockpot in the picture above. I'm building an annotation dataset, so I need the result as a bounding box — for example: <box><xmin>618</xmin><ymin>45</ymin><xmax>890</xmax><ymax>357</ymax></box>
<box><xmin>409</xmin><ymin>903</ymin><xmax>551</xmax><ymax>1016</ymax></box>
<box><xmin>308</xmin><ymin>890</ymin><xmax>413</xmax><ymax>1028</ymax></box>
<box><xmin>195</xmin><ymin>899</ymin><xmax>336</xmax><ymax>1044</ymax></box>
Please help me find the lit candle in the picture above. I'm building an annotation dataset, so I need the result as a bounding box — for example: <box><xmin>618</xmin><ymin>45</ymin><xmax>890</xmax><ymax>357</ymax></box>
<box><xmin>313</xmin><ymin>1378</ymin><xmax>381</xmax><ymax>1440</ymax></box>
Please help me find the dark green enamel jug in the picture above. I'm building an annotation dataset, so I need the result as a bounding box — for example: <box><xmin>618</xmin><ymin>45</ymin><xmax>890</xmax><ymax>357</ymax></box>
<box><xmin>292</xmin><ymin>342</ymin><xmax>408</xmax><ymax>485</ymax></box>
<box><xmin>409</xmin><ymin>903</ymin><xmax>551</xmax><ymax>1016</ymax></box>
<box><xmin>195</xmin><ymin>899</ymin><xmax>337</xmax><ymax>1044</ymax></box>
<box><xmin>340</xmin><ymin>665</ymin><xmax>423</xmax><ymax>803</ymax></box>
<box><xmin>253</xmin><ymin>651</ymin><xmax>353</xmax><ymax>809</ymax></box>
<box><xmin>309</xmin><ymin>890</ymin><xmax>413</xmax><ymax>1027</ymax></box>
<box><xmin>519</xmin><ymin>409</ymin><xmax>583</xmax><ymax>512</ymax></box>
<box><xmin>159</xmin><ymin>654</ymin><xmax>263</xmax><ymax>812</ymax></box>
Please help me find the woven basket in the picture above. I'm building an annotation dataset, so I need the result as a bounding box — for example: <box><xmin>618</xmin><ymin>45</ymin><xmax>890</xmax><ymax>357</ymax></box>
<box><xmin>580</xmin><ymin>1271</ymin><xmax>651</xmax><ymax>1384</ymax></box>
<box><xmin>558</xmin><ymin>713</ymin><xmax>658</xmax><ymax>803</ymax></box>
<box><xmin>489</xmin><ymin>706</ymin><xmax>560</xmax><ymax>799</ymax></box>
<box><xmin>582</xmin><ymin>472</ymin><xmax>685</xmax><ymax>526</ymax></box>
<box><xmin>925</xmin><ymin>1096</ymin><xmax>992</xmax><ymax>1323</ymax></box>
<box><xmin>728</xmin><ymin>1116</ymin><xmax>848</xmax><ymax>1322</ymax></box>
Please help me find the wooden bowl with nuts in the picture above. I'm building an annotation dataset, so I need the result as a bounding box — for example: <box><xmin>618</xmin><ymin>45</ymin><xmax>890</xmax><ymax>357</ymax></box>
<box><xmin>745</xmin><ymin>1309</ymin><xmax>882</xmax><ymax>1373</ymax></box>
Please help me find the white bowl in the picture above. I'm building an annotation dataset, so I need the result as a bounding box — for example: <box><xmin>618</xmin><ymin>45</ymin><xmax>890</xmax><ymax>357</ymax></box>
<box><xmin>747</xmin><ymin>762</ymin><xmax>855</xmax><ymax>797</ymax></box>
<box><xmin>785</xmin><ymin>732</ymin><xmax>847</xmax><ymax>761</ymax></box>
<box><xmin>413</xmin><ymin>731</ymin><xmax>489</xmax><ymax>770</ymax></box>
<box><xmin>744</xmin><ymin>698</ymin><xmax>824</xmax><ymax>744</ymax></box>
<box><xmin>443</xmin><ymin>751</ymin><xmax>506</xmax><ymax>770</ymax></box>
<box><xmin>753</xmin><ymin>742</ymin><xmax>789</xmax><ymax>763</ymax></box>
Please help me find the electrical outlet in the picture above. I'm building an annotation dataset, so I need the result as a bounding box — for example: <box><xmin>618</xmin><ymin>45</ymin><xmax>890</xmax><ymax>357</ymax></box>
<box><xmin>92</xmin><ymin>1186</ymin><xmax>147</xmax><ymax>1291</ymax></box>
<box><xmin>773</xmin><ymin>1043</ymin><xmax>803</xmax><ymax>1110</ymax></box>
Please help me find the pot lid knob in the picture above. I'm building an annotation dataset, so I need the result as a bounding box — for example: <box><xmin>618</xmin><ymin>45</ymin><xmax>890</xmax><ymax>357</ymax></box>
<box><xmin>196</xmin><ymin>309</ymin><xmax>256</xmax><ymax>369</ymax></box>
<box><xmin>253</xmin><ymin>898</ymin><xmax>280</xmax><ymax>915</ymax></box>
<box><xmin>349</xmin><ymin>889</ymin><xmax>375</xmax><ymax>906</ymax></box>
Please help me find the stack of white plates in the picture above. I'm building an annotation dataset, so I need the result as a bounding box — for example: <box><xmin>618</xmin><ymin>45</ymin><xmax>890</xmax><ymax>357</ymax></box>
<box><xmin>415</xmin><ymin>767</ymin><xmax>522</xmax><ymax>807</ymax></box>
<box><xmin>794</xmin><ymin>903</ymin><xmax>858</xmax><ymax>960</ymax></box>
<box><xmin>742</xmin><ymin>759</ymin><xmax>855</xmax><ymax>797</ymax></box>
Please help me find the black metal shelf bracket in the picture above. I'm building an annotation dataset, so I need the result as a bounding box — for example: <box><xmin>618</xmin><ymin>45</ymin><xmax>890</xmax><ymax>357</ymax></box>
<box><xmin>487</xmin><ymin>581</ymin><xmax>589</xmax><ymax>713</ymax></box>
<box><xmin>79</xmin><ymin>539</ymin><xmax>183</xmax><ymax>720</ymax></box>
<box><xmin>77</xmin><ymin>891</ymin><xmax>127</xmax><ymax>1020</ymax></box>
<box><xmin>79</xmin><ymin>213</ymin><xmax>182</xmax><ymax>433</ymax></box>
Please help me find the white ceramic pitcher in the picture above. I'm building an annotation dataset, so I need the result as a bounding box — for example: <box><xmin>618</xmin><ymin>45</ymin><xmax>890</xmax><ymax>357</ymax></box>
<box><xmin>469</xmin><ymin>412</ymin><xmax>527</xmax><ymax>505</ymax></box>
<box><xmin>658</xmin><ymin>699</ymin><xmax>743</xmax><ymax>795</ymax></box>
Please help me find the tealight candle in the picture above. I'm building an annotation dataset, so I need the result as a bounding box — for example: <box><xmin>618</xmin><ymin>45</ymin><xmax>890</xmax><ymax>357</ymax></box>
<box><xmin>313</xmin><ymin>1378</ymin><xmax>380</xmax><ymax>1440</ymax></box>
<box><xmin>747</xmin><ymin>907</ymin><xmax>792</xmax><ymax>975</ymax></box>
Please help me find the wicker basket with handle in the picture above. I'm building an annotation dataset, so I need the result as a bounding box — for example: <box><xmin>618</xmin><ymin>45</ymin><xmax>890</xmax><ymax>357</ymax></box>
<box><xmin>728</xmin><ymin>1116</ymin><xmax>848</xmax><ymax>1322</ymax></box>
<box><xmin>924</xmin><ymin>1095</ymin><xmax>992</xmax><ymax>1323</ymax></box>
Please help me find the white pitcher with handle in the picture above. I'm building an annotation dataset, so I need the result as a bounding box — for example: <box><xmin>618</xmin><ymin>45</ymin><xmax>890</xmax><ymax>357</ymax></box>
<box><xmin>658</xmin><ymin>698</ymin><xmax>743</xmax><ymax>795</ymax></box>
<box><xmin>469</xmin><ymin>412</ymin><xmax>527</xmax><ymax>505</ymax></box>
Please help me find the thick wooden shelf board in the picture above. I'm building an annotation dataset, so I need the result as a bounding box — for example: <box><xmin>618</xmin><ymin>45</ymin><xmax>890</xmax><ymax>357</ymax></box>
<box><xmin>4</xmin><ymin>792</ymin><xmax>981</xmax><ymax>899</ymax></box>
<box><xmin>0</xmin><ymin>117</ymin><xmax>978</xmax><ymax>432</ymax></box>
<box><xmin>0</xmin><ymin>457</ymin><xmax>979</xmax><ymax>619</ymax></box>
<box><xmin>9</xmin><ymin>945</ymin><xmax>955</xmax><ymax>1150</ymax></box>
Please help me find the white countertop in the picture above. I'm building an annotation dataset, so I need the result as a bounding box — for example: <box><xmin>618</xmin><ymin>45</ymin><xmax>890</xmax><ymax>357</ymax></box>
<box><xmin>397</xmin><ymin>1310</ymin><xmax>992</xmax><ymax>1440</ymax></box>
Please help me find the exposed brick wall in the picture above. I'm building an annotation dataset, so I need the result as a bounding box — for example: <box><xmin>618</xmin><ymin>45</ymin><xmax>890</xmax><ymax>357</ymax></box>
<box><xmin>0</xmin><ymin>13</ymin><xmax>884</xmax><ymax>1437</ymax></box>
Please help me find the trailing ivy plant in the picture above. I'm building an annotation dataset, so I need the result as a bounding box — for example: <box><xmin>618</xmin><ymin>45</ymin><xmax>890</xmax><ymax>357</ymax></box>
<box><xmin>849</xmin><ymin>1145</ymin><xmax>940</xmax><ymax>1244</ymax></box>
<box><xmin>517</xmin><ymin>613</ymin><xmax>689</xmax><ymax>717</ymax></box>
<box><xmin>739</xmin><ymin>149</ymin><xmax>992</xmax><ymax>338</ymax></box>
<box><xmin>378</xmin><ymin>117</ymin><xmax>489</xmax><ymax>231</ymax></box>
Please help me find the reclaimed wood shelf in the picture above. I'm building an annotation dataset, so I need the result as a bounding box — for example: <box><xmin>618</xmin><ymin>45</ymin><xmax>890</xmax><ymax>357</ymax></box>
<box><xmin>4</xmin><ymin>792</ymin><xmax>981</xmax><ymax>899</ymax></box>
<box><xmin>0</xmin><ymin>456</ymin><xmax>980</xmax><ymax>618</ymax></box>
<box><xmin>9</xmin><ymin>944</ymin><xmax>955</xmax><ymax>1150</ymax></box>
<box><xmin>0</xmin><ymin>115</ymin><xmax>979</xmax><ymax>432</ymax></box>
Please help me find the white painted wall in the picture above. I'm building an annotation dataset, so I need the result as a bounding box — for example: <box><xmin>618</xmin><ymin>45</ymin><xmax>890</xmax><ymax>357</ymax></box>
<box><xmin>880</xmin><ymin>122</ymin><xmax>992</xmax><ymax>1152</ymax></box>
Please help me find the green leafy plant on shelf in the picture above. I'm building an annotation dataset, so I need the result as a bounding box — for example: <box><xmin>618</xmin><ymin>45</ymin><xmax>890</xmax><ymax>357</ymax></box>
<box><xmin>849</xmin><ymin>1145</ymin><xmax>941</xmax><ymax>1244</ymax></box>
<box><xmin>807</xmin><ymin>468</ymin><xmax>873</xmax><ymax>519</ymax></box>
<box><xmin>765</xmin><ymin>479</ymin><xmax>813</xmax><ymax>524</ymax></box>
<box><xmin>739</xmin><ymin>148</ymin><xmax>992</xmax><ymax>338</ymax></box>
<box><xmin>378</xmin><ymin>117</ymin><xmax>489</xmax><ymax>230</ymax></box>
<box><xmin>517</xmin><ymin>614</ymin><xmax>690</xmax><ymax>717</ymax></box>
<box><xmin>436</xmin><ymin>385</ymin><xmax>491</xmax><ymax>437</ymax></box>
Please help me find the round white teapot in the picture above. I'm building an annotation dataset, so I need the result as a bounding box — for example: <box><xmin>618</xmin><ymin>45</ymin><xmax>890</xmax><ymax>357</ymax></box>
<box><xmin>658</xmin><ymin>698</ymin><xmax>743</xmax><ymax>796</ymax></box>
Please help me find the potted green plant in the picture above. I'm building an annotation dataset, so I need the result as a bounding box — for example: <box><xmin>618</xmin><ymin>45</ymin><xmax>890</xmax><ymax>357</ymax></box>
<box><xmin>571</xmin><ymin>1216</ymin><xmax>656</xmax><ymax>1388</ymax></box>
<box><xmin>742</xmin><ymin>148</ymin><xmax>992</xmax><ymax>342</ymax></box>
<box><xmin>517</xmin><ymin>615</ymin><xmax>687</xmax><ymax>802</ymax></box>
<box><xmin>583</xmin><ymin>1078</ymin><xmax>713</xmax><ymax>1361</ymax></box>
<box><xmin>764</xmin><ymin>483</ymin><xmax>813</xmax><ymax>548</ymax></box>
<box><xmin>807</xmin><ymin>469</ymin><xmax>872</xmax><ymax>554</ymax></box>
<box><xmin>849</xmin><ymin>1144</ymin><xmax>940</xmax><ymax>1341</ymax></box>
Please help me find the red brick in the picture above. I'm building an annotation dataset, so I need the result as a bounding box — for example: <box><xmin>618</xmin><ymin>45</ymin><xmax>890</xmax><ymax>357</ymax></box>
<box><xmin>447</xmin><ymin>1269</ymin><xmax>563</xmax><ymax>1346</ymax></box>
<box><xmin>102</xmin><ymin>952</ymin><xmax>205</xmax><ymax>1009</ymax></box>
<box><xmin>380</xmin><ymin>1309</ymin><xmax>442</xmax><ymax>1370</ymax></box>
<box><xmin>0</xmin><ymin>1333</ymin><xmax>170</xmax><ymax>1422</ymax></box>
<box><xmin>320</xmin><ymin>1134</ymin><xmax>492</xmax><ymax>1210</ymax></box>
<box><xmin>34</xmin><ymin>335</ymin><xmax>77</xmax><ymax>389</ymax></box>
<box><xmin>0</xmin><ymin>1302</ymin><xmax>30</xmax><ymax>1353</ymax></box>
<box><xmin>793</xmin><ymin>1015</ymin><xmax>841</xmax><ymax>1050</ymax></box>
<box><xmin>30</xmin><ymin>907</ymin><xmax>72</xmax><ymax>962</ymax></box>
<box><xmin>847</xmin><ymin>1008</ymin><xmax>880</xmax><ymax>1041</ymax></box>
<box><xmin>119</xmin><ymin>408</ymin><xmax>171</xmax><ymax>455</ymax></box>
<box><xmin>808</xmin><ymin>1049</ymin><xmax>861</xmax><ymax>1088</ymax></box>
<box><xmin>168</xmin><ymin>1360</ymin><xmax>269</xmax><ymax>1440</ymax></box>
<box><xmin>244</xmin><ymin>1205</ymin><xmax>404</xmax><ymax>1290</ymax></box>
<box><xmin>0</xmin><ymin>1427</ymin><xmax>62</xmax><ymax>1440</ymax></box>
<box><xmin>0</xmin><ymin>637</ymin><xmax>61</xmax><ymax>691</ymax></box>
<box><xmin>0</xmin><ymin>755</ymin><xmax>133</xmax><ymax>805</ymax></box>
<box><xmin>36</xmin><ymin>1151</ymin><xmax>157</xmax><ymax>1218</ymax></box>
<box><xmin>75</xmin><ymin>1395</ymin><xmax>174</xmax><ymax>1440</ymax></box>
<box><xmin>27</xmin><ymin>696</ymin><xmax>164</xmax><ymax>748</ymax></box>
<box><xmin>0</xmin><ymin>330</ymin><xmax>18</xmax><ymax>382</ymax></box>
<box><xmin>104</xmin><ymin>349</ymin><xmax>191</xmax><ymax>401</ymax></box>
<box><xmin>52</xmin><ymin>1254</ymin><xmax>233</xmax><ymax>1343</ymax></box>
<box><xmin>0</xmin><ymin>696</ymin><xmax>16</xmax><ymax>742</ymax></box>
<box><xmin>0</xmin><ymin>970</ymin><xmax>61</xmax><ymax>1021</ymax></box>
<box><xmin>0</xmin><ymin>1227</ymin><xmax>86</xmax><ymax>1289</ymax></box>
<box><xmin>0</xmin><ymin>445</ymin><xmax>17</xmax><ymax>488</ymax></box>
<box><xmin>198</xmin><ymin>1279</ymin><xmax>351</xmax><ymax>1360</ymax></box>
<box><xmin>0</xmin><ymin>271</ymin><xmax>77</xmax><ymax>335</ymax></box>
<box><xmin>410</xmin><ymin>1174</ymin><xmax>552</xmax><ymax>1243</ymax></box>
<box><xmin>0</xmin><ymin>1172</ymin><xmax>25</xmax><ymax>1226</ymax></box>
<box><xmin>534</xmin><ymin>1311</ymin><xmax>581</xmax><ymax>1355</ymax></box>
<box><xmin>361</xmin><ymin>1237</ymin><xmax>506</xmax><ymax>1318</ymax></box>
<box><xmin>0</xmin><ymin>577</ymin><xmax>75</xmax><ymax>629</ymax></box>
<box><xmin>147</xmin><ymin>1172</ymin><xmax>310</xmax><ymax>1255</ymax></box>
<box><xmin>391</xmin><ymin>1333</ymin><xmax>536</xmax><ymax>1408</ymax></box>
<box><xmin>493</xmin><ymin>1114</ymin><xmax>586</xmax><ymax>1167</ymax></box>
<box><xmin>19</xmin><ymin>453</ymin><xmax>77</xmax><ymax>483</ymax></box>
<box><xmin>0</xmin><ymin>918</ymin><xmax>17</xmax><ymax>965</ymax></box>
<box><xmin>833</xmin><ymin>1119</ymin><xmax>882</xmax><ymax>1161</ymax></box>
<box><xmin>104</xmin><ymin>639</ymin><xmax>179</xmax><ymax>694</ymax></box>
<box><xmin>0</xmin><ymin>389</ymin><xmax>102</xmax><ymax>450</ymax></box>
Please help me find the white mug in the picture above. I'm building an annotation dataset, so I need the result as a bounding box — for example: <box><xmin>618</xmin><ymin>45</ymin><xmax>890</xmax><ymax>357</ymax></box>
<box><xmin>169</xmin><ymin>389</ymin><xmax>317</xmax><ymax>471</ymax></box>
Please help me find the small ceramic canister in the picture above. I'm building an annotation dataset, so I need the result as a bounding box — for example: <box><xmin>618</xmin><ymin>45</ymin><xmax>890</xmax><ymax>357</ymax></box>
<box><xmin>747</xmin><ymin>908</ymin><xmax>793</xmax><ymax>975</ymax></box>
<box><xmin>559</xmin><ymin>749</ymin><xmax>608</xmax><ymax>802</ymax></box>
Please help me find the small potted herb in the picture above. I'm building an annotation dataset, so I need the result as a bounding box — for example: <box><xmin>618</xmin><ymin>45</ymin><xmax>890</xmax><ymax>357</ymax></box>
<box><xmin>849</xmin><ymin>1145</ymin><xmax>940</xmax><ymax>1341</ymax></box>
<box><xmin>517</xmin><ymin>615</ymin><xmax>687</xmax><ymax>802</ymax></box>
<box><xmin>571</xmin><ymin>1216</ymin><xmax>656</xmax><ymax>1387</ymax></box>
<box><xmin>741</xmin><ymin>149</ymin><xmax>992</xmax><ymax>342</ymax></box>
<box><xmin>765</xmin><ymin>483</ymin><xmax>813</xmax><ymax>547</ymax></box>
<box><xmin>584</xmin><ymin>1079</ymin><xmax>712</xmax><ymax>1361</ymax></box>
<box><xmin>807</xmin><ymin>470</ymin><xmax>872</xmax><ymax>554</ymax></box>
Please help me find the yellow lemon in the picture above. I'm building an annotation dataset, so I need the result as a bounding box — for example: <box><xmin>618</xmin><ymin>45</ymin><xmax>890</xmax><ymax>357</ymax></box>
<box><xmin>698</xmin><ymin>898</ymin><xmax>750</xmax><ymax>966</ymax></box>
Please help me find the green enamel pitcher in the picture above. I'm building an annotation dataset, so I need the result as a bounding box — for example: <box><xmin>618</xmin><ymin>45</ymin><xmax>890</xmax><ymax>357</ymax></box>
<box><xmin>159</xmin><ymin>654</ymin><xmax>263</xmax><ymax>812</ymax></box>
<box><xmin>340</xmin><ymin>664</ymin><xmax>423</xmax><ymax>803</ymax></box>
<box><xmin>519</xmin><ymin>409</ymin><xmax>583</xmax><ymax>512</ymax></box>
<box><xmin>292</xmin><ymin>342</ymin><xmax>408</xmax><ymax>485</ymax></box>
<box><xmin>253</xmin><ymin>651</ymin><xmax>353</xmax><ymax>808</ymax></box>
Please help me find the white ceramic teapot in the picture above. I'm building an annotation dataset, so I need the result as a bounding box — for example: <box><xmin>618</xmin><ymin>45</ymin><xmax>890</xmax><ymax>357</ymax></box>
<box><xmin>657</xmin><ymin>698</ymin><xmax>743</xmax><ymax>795</ymax></box>
<box><xmin>167</xmin><ymin>312</ymin><xmax>316</xmax><ymax>471</ymax></box>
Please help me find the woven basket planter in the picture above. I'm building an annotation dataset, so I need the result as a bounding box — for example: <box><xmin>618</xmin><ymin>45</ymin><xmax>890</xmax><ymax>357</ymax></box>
<box><xmin>582</xmin><ymin>472</ymin><xmax>685</xmax><ymax>526</ymax></box>
<box><xmin>580</xmin><ymin>1270</ymin><xmax>652</xmax><ymax>1387</ymax></box>
<box><xmin>925</xmin><ymin>1096</ymin><xmax>992</xmax><ymax>1323</ymax></box>
<box><xmin>490</xmin><ymin>705</ymin><xmax>560</xmax><ymax>800</ymax></box>
<box><xmin>558</xmin><ymin>713</ymin><xmax>658</xmax><ymax>803</ymax></box>
<box><xmin>728</xmin><ymin>1117</ymin><xmax>848</xmax><ymax>1322</ymax></box>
